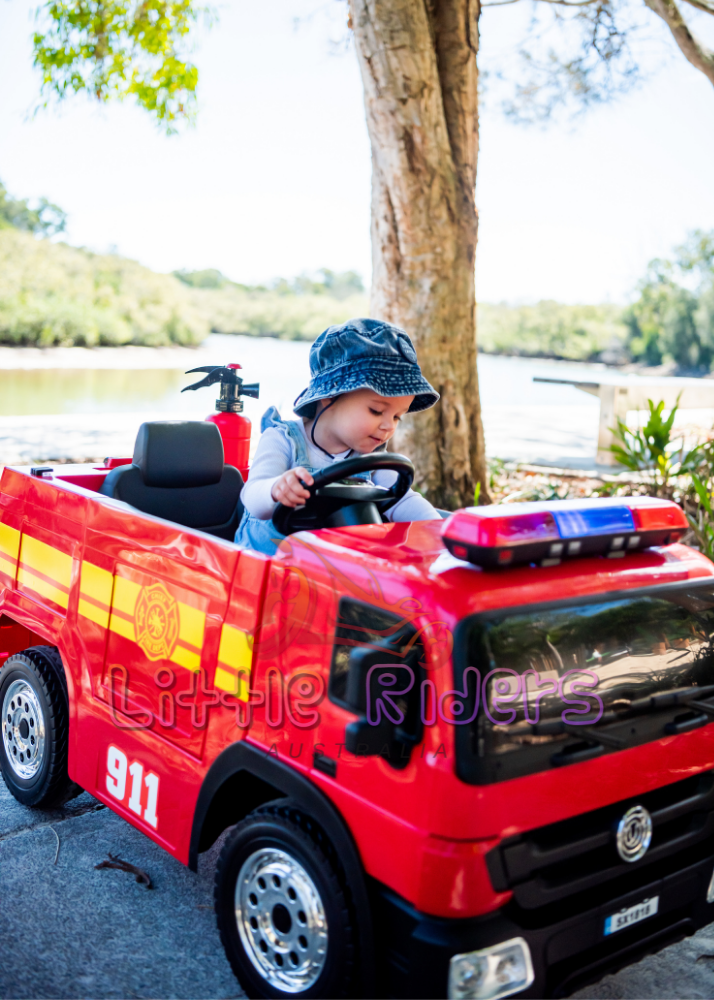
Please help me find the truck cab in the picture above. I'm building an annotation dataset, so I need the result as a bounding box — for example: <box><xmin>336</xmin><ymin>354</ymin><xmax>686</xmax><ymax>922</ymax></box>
<box><xmin>2</xmin><ymin>419</ymin><xmax>714</xmax><ymax>999</ymax></box>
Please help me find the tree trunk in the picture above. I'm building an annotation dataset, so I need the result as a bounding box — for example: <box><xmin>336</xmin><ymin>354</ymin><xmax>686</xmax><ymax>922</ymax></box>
<box><xmin>349</xmin><ymin>0</ymin><xmax>489</xmax><ymax>509</ymax></box>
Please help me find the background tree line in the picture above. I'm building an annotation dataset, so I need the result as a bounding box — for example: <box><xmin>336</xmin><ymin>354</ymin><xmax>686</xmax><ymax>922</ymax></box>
<box><xmin>3</xmin><ymin>174</ymin><xmax>712</xmax><ymax>366</ymax></box>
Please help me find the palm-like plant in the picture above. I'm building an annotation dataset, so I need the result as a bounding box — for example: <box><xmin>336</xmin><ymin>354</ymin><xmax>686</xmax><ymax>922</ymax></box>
<box><xmin>610</xmin><ymin>397</ymin><xmax>683</xmax><ymax>496</ymax></box>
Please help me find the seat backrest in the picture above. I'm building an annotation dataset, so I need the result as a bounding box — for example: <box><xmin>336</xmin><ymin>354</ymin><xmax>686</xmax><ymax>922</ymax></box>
<box><xmin>100</xmin><ymin>421</ymin><xmax>244</xmax><ymax>540</ymax></box>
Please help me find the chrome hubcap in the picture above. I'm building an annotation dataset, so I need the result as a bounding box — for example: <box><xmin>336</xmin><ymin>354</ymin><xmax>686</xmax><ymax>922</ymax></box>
<box><xmin>2</xmin><ymin>679</ymin><xmax>45</xmax><ymax>779</ymax></box>
<box><xmin>235</xmin><ymin>847</ymin><xmax>328</xmax><ymax>993</ymax></box>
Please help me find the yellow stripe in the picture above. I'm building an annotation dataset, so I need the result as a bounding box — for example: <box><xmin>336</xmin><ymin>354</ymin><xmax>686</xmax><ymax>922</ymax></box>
<box><xmin>214</xmin><ymin>665</ymin><xmax>250</xmax><ymax>700</ymax></box>
<box><xmin>108</xmin><ymin>612</ymin><xmax>135</xmax><ymax>642</ymax></box>
<box><xmin>178</xmin><ymin>601</ymin><xmax>205</xmax><ymax>650</ymax></box>
<box><xmin>0</xmin><ymin>552</ymin><xmax>17</xmax><ymax>577</ymax></box>
<box><xmin>20</xmin><ymin>534</ymin><xmax>72</xmax><ymax>589</ymax></box>
<box><xmin>0</xmin><ymin>523</ymin><xmax>20</xmax><ymax>564</ymax></box>
<box><xmin>80</xmin><ymin>561</ymin><xmax>113</xmax><ymax>606</ymax></box>
<box><xmin>218</xmin><ymin>624</ymin><xmax>253</xmax><ymax>673</ymax></box>
<box><xmin>17</xmin><ymin>566</ymin><xmax>69</xmax><ymax>609</ymax></box>
<box><xmin>78</xmin><ymin>597</ymin><xmax>110</xmax><ymax>629</ymax></box>
<box><xmin>170</xmin><ymin>643</ymin><xmax>202</xmax><ymax>672</ymax></box>
<box><xmin>112</xmin><ymin>576</ymin><xmax>140</xmax><ymax>616</ymax></box>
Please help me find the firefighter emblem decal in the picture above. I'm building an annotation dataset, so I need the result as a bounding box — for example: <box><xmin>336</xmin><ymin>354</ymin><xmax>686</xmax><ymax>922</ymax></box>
<box><xmin>135</xmin><ymin>582</ymin><xmax>179</xmax><ymax>661</ymax></box>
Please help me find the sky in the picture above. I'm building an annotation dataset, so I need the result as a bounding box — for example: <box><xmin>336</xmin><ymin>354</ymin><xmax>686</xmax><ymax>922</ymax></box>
<box><xmin>1</xmin><ymin>0</ymin><xmax>713</xmax><ymax>304</ymax></box>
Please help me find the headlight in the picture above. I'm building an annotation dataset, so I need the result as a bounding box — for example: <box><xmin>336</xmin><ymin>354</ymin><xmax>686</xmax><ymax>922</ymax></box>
<box><xmin>448</xmin><ymin>937</ymin><xmax>535</xmax><ymax>1000</ymax></box>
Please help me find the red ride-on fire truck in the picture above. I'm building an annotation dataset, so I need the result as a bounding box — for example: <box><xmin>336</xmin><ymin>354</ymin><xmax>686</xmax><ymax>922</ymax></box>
<box><xmin>2</xmin><ymin>405</ymin><xmax>714</xmax><ymax>999</ymax></box>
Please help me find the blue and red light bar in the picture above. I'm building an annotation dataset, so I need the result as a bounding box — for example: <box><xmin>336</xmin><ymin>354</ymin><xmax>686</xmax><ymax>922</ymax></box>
<box><xmin>442</xmin><ymin>497</ymin><xmax>688</xmax><ymax>569</ymax></box>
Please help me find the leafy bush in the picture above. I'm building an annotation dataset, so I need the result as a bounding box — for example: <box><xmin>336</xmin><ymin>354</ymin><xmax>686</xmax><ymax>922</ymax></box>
<box><xmin>626</xmin><ymin>230</ymin><xmax>714</xmax><ymax>369</ymax></box>
<box><xmin>0</xmin><ymin>179</ymin><xmax>66</xmax><ymax>237</ymax></box>
<box><xmin>477</xmin><ymin>301</ymin><xmax>627</xmax><ymax>361</ymax></box>
<box><xmin>609</xmin><ymin>397</ymin><xmax>685</xmax><ymax>495</ymax></box>
<box><xmin>0</xmin><ymin>229</ymin><xmax>208</xmax><ymax>346</ymax></box>
<box><xmin>187</xmin><ymin>285</ymin><xmax>369</xmax><ymax>340</ymax></box>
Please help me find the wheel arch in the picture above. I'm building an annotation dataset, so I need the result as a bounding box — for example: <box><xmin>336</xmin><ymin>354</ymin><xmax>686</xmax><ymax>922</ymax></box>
<box><xmin>190</xmin><ymin>740</ymin><xmax>376</xmax><ymax>997</ymax></box>
<box><xmin>0</xmin><ymin>614</ymin><xmax>56</xmax><ymax>663</ymax></box>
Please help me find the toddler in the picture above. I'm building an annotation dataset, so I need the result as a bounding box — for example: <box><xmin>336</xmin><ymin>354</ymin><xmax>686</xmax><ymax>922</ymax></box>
<box><xmin>236</xmin><ymin>318</ymin><xmax>441</xmax><ymax>554</ymax></box>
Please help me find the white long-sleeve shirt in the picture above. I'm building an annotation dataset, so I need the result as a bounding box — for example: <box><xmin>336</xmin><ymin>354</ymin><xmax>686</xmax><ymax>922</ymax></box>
<box><xmin>241</xmin><ymin>420</ymin><xmax>441</xmax><ymax>523</ymax></box>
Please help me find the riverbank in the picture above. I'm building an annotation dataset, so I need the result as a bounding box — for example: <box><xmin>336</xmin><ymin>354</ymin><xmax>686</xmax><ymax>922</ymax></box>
<box><xmin>0</xmin><ymin>336</ymin><xmax>712</xmax><ymax>469</ymax></box>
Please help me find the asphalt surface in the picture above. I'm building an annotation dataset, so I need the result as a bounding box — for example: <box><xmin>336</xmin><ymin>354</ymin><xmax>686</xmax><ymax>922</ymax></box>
<box><xmin>2</xmin><ymin>780</ymin><xmax>714</xmax><ymax>1000</ymax></box>
<box><xmin>0</xmin><ymin>783</ymin><xmax>242</xmax><ymax>1000</ymax></box>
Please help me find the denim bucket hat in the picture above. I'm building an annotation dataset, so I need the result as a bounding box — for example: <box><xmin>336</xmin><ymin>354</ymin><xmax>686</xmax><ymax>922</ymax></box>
<box><xmin>293</xmin><ymin>318</ymin><xmax>439</xmax><ymax>418</ymax></box>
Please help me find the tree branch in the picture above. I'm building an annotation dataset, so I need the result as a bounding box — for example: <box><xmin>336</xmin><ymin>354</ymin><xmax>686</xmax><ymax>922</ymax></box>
<box><xmin>680</xmin><ymin>0</ymin><xmax>714</xmax><ymax>15</ymax></box>
<box><xmin>642</xmin><ymin>0</ymin><xmax>714</xmax><ymax>85</ymax></box>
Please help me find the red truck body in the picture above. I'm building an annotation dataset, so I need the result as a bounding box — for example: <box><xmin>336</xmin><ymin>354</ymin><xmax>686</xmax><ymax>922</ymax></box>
<box><xmin>3</xmin><ymin>457</ymin><xmax>714</xmax><ymax>998</ymax></box>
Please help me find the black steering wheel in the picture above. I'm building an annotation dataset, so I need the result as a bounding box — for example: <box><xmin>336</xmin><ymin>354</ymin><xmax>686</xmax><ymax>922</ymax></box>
<box><xmin>272</xmin><ymin>453</ymin><xmax>415</xmax><ymax>536</ymax></box>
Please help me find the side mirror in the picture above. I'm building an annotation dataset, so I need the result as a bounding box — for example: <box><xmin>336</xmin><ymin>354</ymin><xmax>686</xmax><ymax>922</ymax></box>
<box><xmin>343</xmin><ymin>641</ymin><xmax>423</xmax><ymax>767</ymax></box>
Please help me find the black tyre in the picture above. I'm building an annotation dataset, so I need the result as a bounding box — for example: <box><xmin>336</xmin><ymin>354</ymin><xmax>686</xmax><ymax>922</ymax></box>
<box><xmin>0</xmin><ymin>646</ymin><xmax>79</xmax><ymax>807</ymax></box>
<box><xmin>214</xmin><ymin>802</ymin><xmax>355</xmax><ymax>999</ymax></box>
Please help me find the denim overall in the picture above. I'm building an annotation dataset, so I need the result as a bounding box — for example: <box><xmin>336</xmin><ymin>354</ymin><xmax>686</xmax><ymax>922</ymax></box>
<box><xmin>236</xmin><ymin>406</ymin><xmax>375</xmax><ymax>555</ymax></box>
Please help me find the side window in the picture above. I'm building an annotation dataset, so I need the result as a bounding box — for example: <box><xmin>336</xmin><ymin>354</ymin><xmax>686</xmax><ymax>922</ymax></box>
<box><xmin>329</xmin><ymin>598</ymin><xmax>425</xmax><ymax>768</ymax></box>
<box><xmin>329</xmin><ymin>598</ymin><xmax>418</xmax><ymax>709</ymax></box>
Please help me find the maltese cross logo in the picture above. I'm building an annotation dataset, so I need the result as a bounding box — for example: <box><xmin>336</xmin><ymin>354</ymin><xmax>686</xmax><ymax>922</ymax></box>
<box><xmin>135</xmin><ymin>582</ymin><xmax>179</xmax><ymax>662</ymax></box>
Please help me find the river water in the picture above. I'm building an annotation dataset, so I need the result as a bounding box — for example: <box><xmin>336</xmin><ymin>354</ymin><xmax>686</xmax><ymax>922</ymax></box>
<box><xmin>0</xmin><ymin>334</ymin><xmax>710</xmax><ymax>469</ymax></box>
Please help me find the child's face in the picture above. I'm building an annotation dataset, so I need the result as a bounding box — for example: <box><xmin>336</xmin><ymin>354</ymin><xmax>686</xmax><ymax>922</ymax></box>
<box><xmin>314</xmin><ymin>389</ymin><xmax>415</xmax><ymax>454</ymax></box>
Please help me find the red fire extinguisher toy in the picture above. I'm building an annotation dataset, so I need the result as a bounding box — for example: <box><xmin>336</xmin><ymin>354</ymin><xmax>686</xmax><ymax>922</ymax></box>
<box><xmin>182</xmin><ymin>363</ymin><xmax>259</xmax><ymax>482</ymax></box>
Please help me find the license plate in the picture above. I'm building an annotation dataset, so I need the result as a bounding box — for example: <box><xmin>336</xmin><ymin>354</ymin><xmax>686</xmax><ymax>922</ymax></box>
<box><xmin>604</xmin><ymin>896</ymin><xmax>659</xmax><ymax>936</ymax></box>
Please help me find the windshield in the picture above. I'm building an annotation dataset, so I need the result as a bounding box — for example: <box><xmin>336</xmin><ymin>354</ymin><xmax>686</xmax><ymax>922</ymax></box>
<box><xmin>454</xmin><ymin>583</ymin><xmax>714</xmax><ymax>784</ymax></box>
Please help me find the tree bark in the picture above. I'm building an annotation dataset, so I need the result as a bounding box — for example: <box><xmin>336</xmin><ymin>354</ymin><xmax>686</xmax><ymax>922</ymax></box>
<box><xmin>643</xmin><ymin>0</ymin><xmax>714</xmax><ymax>86</ymax></box>
<box><xmin>349</xmin><ymin>0</ymin><xmax>490</xmax><ymax>509</ymax></box>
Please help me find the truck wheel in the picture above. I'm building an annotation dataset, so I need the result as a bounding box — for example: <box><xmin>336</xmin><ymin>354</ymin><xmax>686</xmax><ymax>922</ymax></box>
<box><xmin>214</xmin><ymin>803</ymin><xmax>355</xmax><ymax>999</ymax></box>
<box><xmin>0</xmin><ymin>646</ymin><xmax>79</xmax><ymax>808</ymax></box>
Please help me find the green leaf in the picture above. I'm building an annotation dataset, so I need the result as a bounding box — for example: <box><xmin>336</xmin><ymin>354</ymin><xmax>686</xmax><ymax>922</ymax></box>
<box><xmin>692</xmin><ymin>474</ymin><xmax>714</xmax><ymax>518</ymax></box>
<box><xmin>32</xmin><ymin>0</ymin><xmax>208</xmax><ymax>131</ymax></box>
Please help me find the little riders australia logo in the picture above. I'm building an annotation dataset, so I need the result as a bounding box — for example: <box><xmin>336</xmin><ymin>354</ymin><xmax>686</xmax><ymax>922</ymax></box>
<box><xmin>135</xmin><ymin>583</ymin><xmax>179</xmax><ymax>661</ymax></box>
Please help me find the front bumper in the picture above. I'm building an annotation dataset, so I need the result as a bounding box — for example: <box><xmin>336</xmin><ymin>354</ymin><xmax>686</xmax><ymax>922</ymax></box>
<box><xmin>370</xmin><ymin>853</ymin><xmax>714</xmax><ymax>998</ymax></box>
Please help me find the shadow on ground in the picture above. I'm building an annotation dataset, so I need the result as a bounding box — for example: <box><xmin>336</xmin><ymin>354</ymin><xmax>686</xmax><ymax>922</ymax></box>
<box><xmin>2</xmin><ymin>781</ymin><xmax>713</xmax><ymax>999</ymax></box>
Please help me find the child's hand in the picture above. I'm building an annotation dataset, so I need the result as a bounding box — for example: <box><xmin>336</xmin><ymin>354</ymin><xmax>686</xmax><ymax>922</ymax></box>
<box><xmin>271</xmin><ymin>467</ymin><xmax>314</xmax><ymax>507</ymax></box>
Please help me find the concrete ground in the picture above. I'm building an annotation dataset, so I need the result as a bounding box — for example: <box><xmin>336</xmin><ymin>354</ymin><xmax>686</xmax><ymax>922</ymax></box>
<box><xmin>2</xmin><ymin>782</ymin><xmax>714</xmax><ymax>999</ymax></box>
<box><xmin>0</xmin><ymin>783</ymin><xmax>242</xmax><ymax>1000</ymax></box>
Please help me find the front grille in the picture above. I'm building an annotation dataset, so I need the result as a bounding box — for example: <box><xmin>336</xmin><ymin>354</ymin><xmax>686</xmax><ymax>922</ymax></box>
<box><xmin>487</xmin><ymin>770</ymin><xmax>714</xmax><ymax>912</ymax></box>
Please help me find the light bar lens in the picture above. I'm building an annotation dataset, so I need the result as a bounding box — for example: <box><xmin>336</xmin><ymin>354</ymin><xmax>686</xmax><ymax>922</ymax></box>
<box><xmin>442</xmin><ymin>497</ymin><xmax>688</xmax><ymax>569</ymax></box>
<box><xmin>629</xmin><ymin>501</ymin><xmax>687</xmax><ymax>533</ymax></box>
<box><xmin>553</xmin><ymin>505</ymin><xmax>634</xmax><ymax>538</ymax></box>
<box><xmin>478</xmin><ymin>512</ymin><xmax>559</xmax><ymax>548</ymax></box>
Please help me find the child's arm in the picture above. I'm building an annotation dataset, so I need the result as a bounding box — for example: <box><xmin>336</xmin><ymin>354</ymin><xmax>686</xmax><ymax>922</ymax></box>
<box><xmin>372</xmin><ymin>470</ymin><xmax>442</xmax><ymax>521</ymax></box>
<box><xmin>240</xmin><ymin>428</ymin><xmax>313</xmax><ymax>519</ymax></box>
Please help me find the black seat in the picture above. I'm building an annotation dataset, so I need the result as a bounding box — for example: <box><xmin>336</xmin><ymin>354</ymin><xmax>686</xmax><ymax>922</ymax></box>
<box><xmin>100</xmin><ymin>421</ymin><xmax>244</xmax><ymax>540</ymax></box>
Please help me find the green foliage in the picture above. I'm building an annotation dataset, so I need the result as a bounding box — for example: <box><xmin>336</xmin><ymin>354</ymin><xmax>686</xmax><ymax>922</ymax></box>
<box><xmin>0</xmin><ymin>179</ymin><xmax>66</xmax><ymax>237</ymax></box>
<box><xmin>626</xmin><ymin>230</ymin><xmax>714</xmax><ymax>370</ymax></box>
<box><xmin>477</xmin><ymin>300</ymin><xmax>627</xmax><ymax>362</ymax></box>
<box><xmin>0</xmin><ymin>228</ymin><xmax>207</xmax><ymax>346</ymax></box>
<box><xmin>477</xmin><ymin>232</ymin><xmax>714</xmax><ymax>369</ymax></box>
<box><xmin>173</xmin><ymin>268</ymin><xmax>232</xmax><ymax>289</ymax></box>
<box><xmin>173</xmin><ymin>268</ymin><xmax>369</xmax><ymax>339</ymax></box>
<box><xmin>609</xmin><ymin>397</ymin><xmax>685</xmax><ymax>495</ymax></box>
<box><xmin>175</xmin><ymin>268</ymin><xmax>364</xmax><ymax>298</ymax></box>
<box><xmin>676</xmin><ymin>438</ymin><xmax>714</xmax><ymax>560</ymax></box>
<box><xmin>271</xmin><ymin>269</ymin><xmax>365</xmax><ymax>301</ymax></box>
<box><xmin>32</xmin><ymin>0</ymin><xmax>203</xmax><ymax>129</ymax></box>
<box><xmin>188</xmin><ymin>283</ymin><xmax>369</xmax><ymax>340</ymax></box>
<box><xmin>0</xmin><ymin>227</ymin><xmax>366</xmax><ymax>345</ymax></box>
<box><xmin>687</xmin><ymin>474</ymin><xmax>714</xmax><ymax>561</ymax></box>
